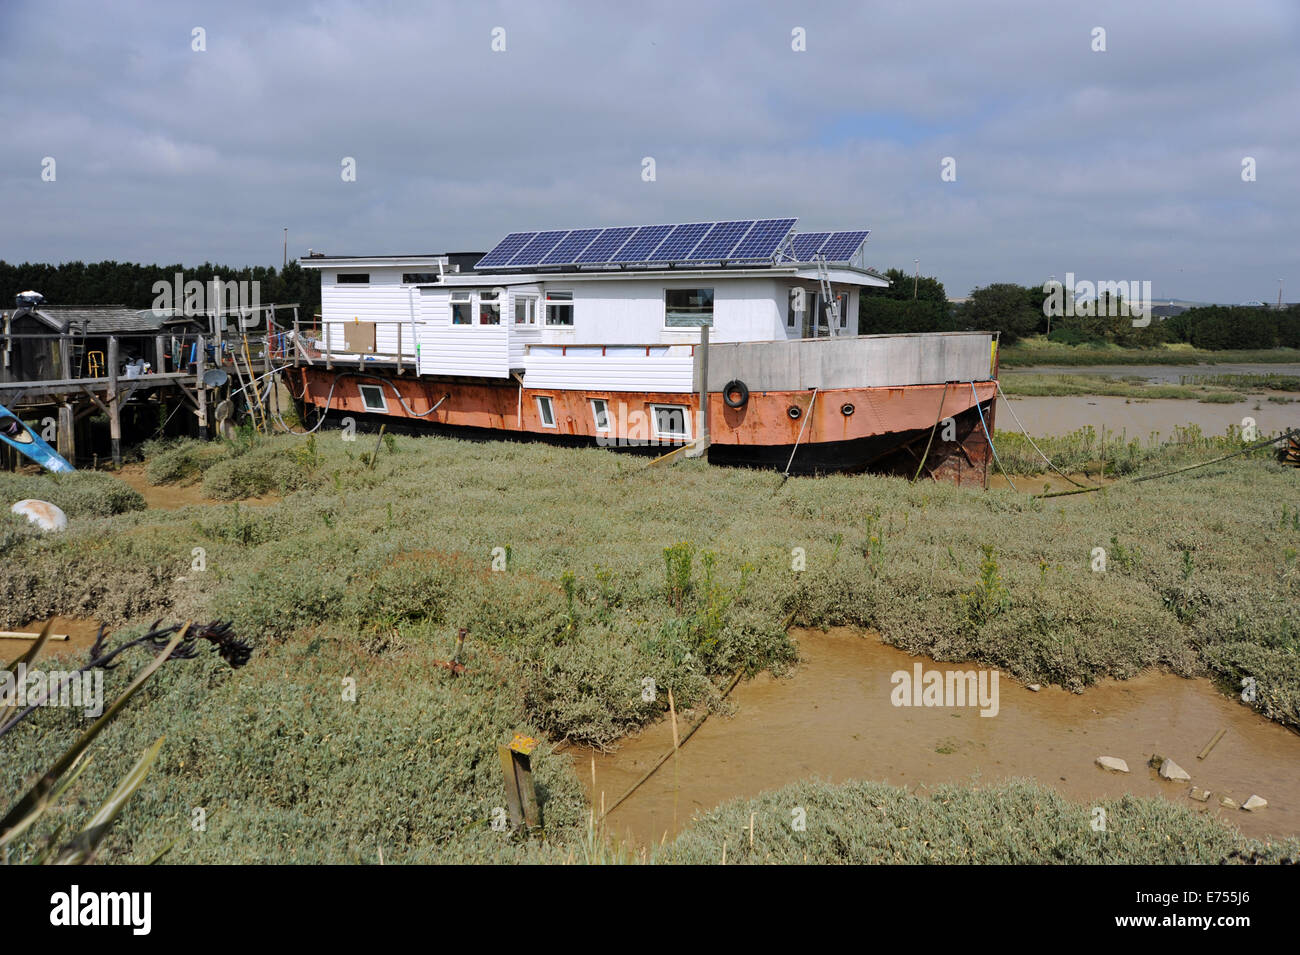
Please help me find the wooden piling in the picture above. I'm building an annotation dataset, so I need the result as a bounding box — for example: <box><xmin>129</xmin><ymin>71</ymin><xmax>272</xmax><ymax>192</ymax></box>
<box><xmin>57</xmin><ymin>402</ymin><xmax>75</xmax><ymax>465</ymax></box>
<box><xmin>106</xmin><ymin>335</ymin><xmax>121</xmax><ymax>466</ymax></box>
<box><xmin>498</xmin><ymin>734</ymin><xmax>542</xmax><ymax>829</ymax></box>
<box><xmin>195</xmin><ymin>333</ymin><xmax>208</xmax><ymax>441</ymax></box>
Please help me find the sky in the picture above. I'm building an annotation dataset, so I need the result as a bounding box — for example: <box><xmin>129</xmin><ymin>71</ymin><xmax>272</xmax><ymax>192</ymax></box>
<box><xmin>1</xmin><ymin>0</ymin><xmax>1297</xmax><ymax>304</ymax></box>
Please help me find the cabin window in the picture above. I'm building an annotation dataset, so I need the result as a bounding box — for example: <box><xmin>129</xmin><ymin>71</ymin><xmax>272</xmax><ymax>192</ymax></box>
<box><xmin>359</xmin><ymin>384</ymin><xmax>388</xmax><ymax>413</ymax></box>
<box><xmin>337</xmin><ymin>273</ymin><xmax>370</xmax><ymax>284</ymax></box>
<box><xmin>834</xmin><ymin>291</ymin><xmax>850</xmax><ymax>329</ymax></box>
<box><xmin>451</xmin><ymin>291</ymin><xmax>473</xmax><ymax>325</ymax></box>
<box><xmin>536</xmin><ymin>395</ymin><xmax>556</xmax><ymax>428</ymax></box>
<box><xmin>787</xmin><ymin>287</ymin><xmax>808</xmax><ymax>328</ymax></box>
<box><xmin>515</xmin><ymin>294</ymin><xmax>538</xmax><ymax>325</ymax></box>
<box><xmin>402</xmin><ymin>272</ymin><xmax>439</xmax><ymax>284</ymax></box>
<box><xmin>545</xmin><ymin>291</ymin><xmax>573</xmax><ymax>326</ymax></box>
<box><xmin>651</xmin><ymin>404</ymin><xmax>690</xmax><ymax>440</ymax></box>
<box><xmin>591</xmin><ymin>398</ymin><xmax>611</xmax><ymax>433</ymax></box>
<box><xmin>479</xmin><ymin>290</ymin><xmax>501</xmax><ymax>325</ymax></box>
<box><xmin>664</xmin><ymin>288</ymin><xmax>713</xmax><ymax>328</ymax></box>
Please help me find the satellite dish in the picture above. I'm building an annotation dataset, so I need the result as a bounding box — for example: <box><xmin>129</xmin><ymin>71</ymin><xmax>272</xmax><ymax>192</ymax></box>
<box><xmin>203</xmin><ymin>368</ymin><xmax>229</xmax><ymax>387</ymax></box>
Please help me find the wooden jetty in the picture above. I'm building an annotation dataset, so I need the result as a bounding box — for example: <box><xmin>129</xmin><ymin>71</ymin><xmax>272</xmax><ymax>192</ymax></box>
<box><xmin>1</xmin><ymin>301</ymin><xmax>301</xmax><ymax>468</ymax></box>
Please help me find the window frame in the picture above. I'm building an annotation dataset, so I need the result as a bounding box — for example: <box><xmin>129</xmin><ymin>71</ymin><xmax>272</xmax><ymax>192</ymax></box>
<box><xmin>590</xmin><ymin>397</ymin><xmax>611</xmax><ymax>434</ymax></box>
<box><xmin>478</xmin><ymin>289</ymin><xmax>502</xmax><ymax>326</ymax></box>
<box><xmin>358</xmin><ymin>383</ymin><xmax>388</xmax><ymax>413</ymax></box>
<box><xmin>545</xmin><ymin>290</ymin><xmax>574</xmax><ymax>327</ymax></box>
<box><xmin>514</xmin><ymin>293</ymin><xmax>538</xmax><ymax>325</ymax></box>
<box><xmin>650</xmin><ymin>403</ymin><xmax>691</xmax><ymax>440</ymax></box>
<box><xmin>663</xmin><ymin>287</ymin><xmax>715</xmax><ymax>330</ymax></box>
<box><xmin>536</xmin><ymin>395</ymin><xmax>557</xmax><ymax>428</ymax></box>
<box><xmin>450</xmin><ymin>290</ymin><xmax>474</xmax><ymax>326</ymax></box>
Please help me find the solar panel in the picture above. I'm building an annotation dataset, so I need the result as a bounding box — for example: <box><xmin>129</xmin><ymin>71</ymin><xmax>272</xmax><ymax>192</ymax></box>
<box><xmin>541</xmin><ymin>229</ymin><xmax>602</xmax><ymax>265</ymax></box>
<box><xmin>680</xmin><ymin>220</ymin><xmax>755</xmax><ymax>262</ymax></box>
<box><xmin>475</xmin><ymin>232</ymin><xmax>538</xmax><ymax>269</ymax></box>
<box><xmin>651</xmin><ymin>222</ymin><xmax>712</xmax><ymax>261</ymax></box>
<box><xmin>574</xmin><ymin>226</ymin><xmax>637</xmax><ymax>264</ymax></box>
<box><xmin>790</xmin><ymin>232</ymin><xmax>831</xmax><ymax>260</ymax></box>
<box><xmin>818</xmin><ymin>230</ymin><xmax>870</xmax><ymax>261</ymax></box>
<box><xmin>476</xmin><ymin>217</ymin><xmax>804</xmax><ymax>270</ymax></box>
<box><xmin>507</xmin><ymin>230</ymin><xmax>569</xmax><ymax>267</ymax></box>
<box><xmin>729</xmin><ymin>217</ymin><xmax>798</xmax><ymax>260</ymax></box>
<box><xmin>612</xmin><ymin>224</ymin><xmax>675</xmax><ymax>263</ymax></box>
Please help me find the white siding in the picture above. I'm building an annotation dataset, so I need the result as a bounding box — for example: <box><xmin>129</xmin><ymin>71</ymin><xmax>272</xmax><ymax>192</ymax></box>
<box><xmin>317</xmin><ymin>268</ymin><xmax>866</xmax><ymax>382</ymax></box>
<box><xmin>415</xmin><ymin>287</ymin><xmax>510</xmax><ymax>378</ymax></box>
<box><xmin>320</xmin><ymin>269</ymin><xmax>420</xmax><ymax>358</ymax></box>
<box><xmin>537</xmin><ymin>277</ymin><xmax>787</xmax><ymax>346</ymax></box>
<box><xmin>507</xmin><ymin>286</ymin><xmax>542</xmax><ymax>369</ymax></box>
<box><xmin>523</xmin><ymin>345</ymin><xmax>695</xmax><ymax>393</ymax></box>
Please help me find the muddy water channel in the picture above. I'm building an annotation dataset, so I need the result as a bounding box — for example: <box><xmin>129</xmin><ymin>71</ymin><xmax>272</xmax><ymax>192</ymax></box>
<box><xmin>1005</xmin><ymin>362</ymin><xmax>1297</xmax><ymax>439</ymax></box>
<box><xmin>0</xmin><ymin>616</ymin><xmax>103</xmax><ymax>661</ymax></box>
<box><xmin>578</xmin><ymin>628</ymin><xmax>1300</xmax><ymax>846</ymax></box>
<box><xmin>1000</xmin><ymin>394</ymin><xmax>1289</xmax><ymax>440</ymax></box>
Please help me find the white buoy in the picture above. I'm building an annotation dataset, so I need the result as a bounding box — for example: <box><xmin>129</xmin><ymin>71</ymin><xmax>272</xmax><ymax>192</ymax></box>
<box><xmin>11</xmin><ymin>499</ymin><xmax>68</xmax><ymax>532</ymax></box>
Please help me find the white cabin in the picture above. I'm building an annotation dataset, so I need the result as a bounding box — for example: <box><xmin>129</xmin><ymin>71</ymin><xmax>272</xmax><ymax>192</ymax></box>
<box><xmin>301</xmin><ymin>248</ymin><xmax>890</xmax><ymax>395</ymax></box>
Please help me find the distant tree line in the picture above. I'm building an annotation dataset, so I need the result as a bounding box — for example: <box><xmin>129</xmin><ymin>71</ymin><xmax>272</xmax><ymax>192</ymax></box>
<box><xmin>860</xmin><ymin>269</ymin><xmax>1300</xmax><ymax>349</ymax></box>
<box><xmin>0</xmin><ymin>260</ymin><xmax>321</xmax><ymax>318</ymax></box>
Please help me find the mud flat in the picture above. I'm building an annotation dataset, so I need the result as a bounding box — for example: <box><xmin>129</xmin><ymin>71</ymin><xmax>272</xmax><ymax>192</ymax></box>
<box><xmin>113</xmin><ymin>464</ymin><xmax>277</xmax><ymax>510</ymax></box>
<box><xmin>579</xmin><ymin>627</ymin><xmax>1300</xmax><ymax>846</ymax></box>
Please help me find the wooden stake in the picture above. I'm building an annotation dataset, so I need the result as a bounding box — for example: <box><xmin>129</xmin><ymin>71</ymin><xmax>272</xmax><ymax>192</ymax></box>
<box><xmin>1197</xmin><ymin>728</ymin><xmax>1226</xmax><ymax>761</ymax></box>
<box><xmin>0</xmin><ymin>631</ymin><xmax>69</xmax><ymax>641</ymax></box>
<box><xmin>600</xmin><ymin>668</ymin><xmax>745</xmax><ymax>821</ymax></box>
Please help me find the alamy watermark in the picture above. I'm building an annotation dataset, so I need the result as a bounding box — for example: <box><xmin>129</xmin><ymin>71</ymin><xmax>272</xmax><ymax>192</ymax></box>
<box><xmin>151</xmin><ymin>273</ymin><xmax>262</xmax><ymax>329</ymax></box>
<box><xmin>1043</xmin><ymin>273</ymin><xmax>1152</xmax><ymax>327</ymax></box>
<box><xmin>1</xmin><ymin>663</ymin><xmax>103</xmax><ymax>717</ymax></box>
<box><xmin>890</xmin><ymin>663</ymin><xmax>1000</xmax><ymax>717</ymax></box>
<box><xmin>595</xmin><ymin>401</ymin><xmax>694</xmax><ymax>448</ymax></box>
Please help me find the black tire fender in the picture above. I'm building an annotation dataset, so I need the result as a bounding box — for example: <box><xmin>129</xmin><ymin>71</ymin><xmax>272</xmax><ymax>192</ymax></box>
<box><xmin>722</xmin><ymin>379</ymin><xmax>749</xmax><ymax>409</ymax></box>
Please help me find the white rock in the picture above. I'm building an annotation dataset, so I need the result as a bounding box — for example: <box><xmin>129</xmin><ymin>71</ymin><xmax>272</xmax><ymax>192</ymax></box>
<box><xmin>1159</xmin><ymin>758</ymin><xmax>1191</xmax><ymax>782</ymax></box>
<box><xmin>1027</xmin><ymin>684</ymin><xmax>1042</xmax><ymax>692</ymax></box>
<box><xmin>1242</xmin><ymin>795</ymin><xmax>1267</xmax><ymax>812</ymax></box>
<box><xmin>11</xmin><ymin>499</ymin><xmax>67</xmax><ymax>532</ymax></box>
<box><xmin>1189</xmin><ymin>787</ymin><xmax>1211</xmax><ymax>802</ymax></box>
<box><xmin>1096</xmin><ymin>756</ymin><xmax>1129</xmax><ymax>773</ymax></box>
<box><xmin>1219</xmin><ymin>796</ymin><xmax>1239</xmax><ymax>810</ymax></box>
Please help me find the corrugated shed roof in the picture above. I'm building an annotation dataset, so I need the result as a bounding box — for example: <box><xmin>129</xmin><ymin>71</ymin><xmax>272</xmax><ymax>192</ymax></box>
<box><xmin>20</xmin><ymin>306</ymin><xmax>168</xmax><ymax>334</ymax></box>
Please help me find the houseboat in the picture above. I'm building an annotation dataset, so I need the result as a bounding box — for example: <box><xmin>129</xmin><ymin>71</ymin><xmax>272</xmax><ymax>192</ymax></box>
<box><xmin>288</xmin><ymin>217</ymin><xmax>999</xmax><ymax>481</ymax></box>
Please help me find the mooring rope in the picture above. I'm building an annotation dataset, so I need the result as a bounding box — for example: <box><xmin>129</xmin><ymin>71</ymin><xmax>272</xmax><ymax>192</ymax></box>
<box><xmin>782</xmin><ymin>387</ymin><xmax>819</xmax><ymax>478</ymax></box>
<box><xmin>992</xmin><ymin>378</ymin><xmax>1093</xmax><ymax>489</ymax></box>
<box><xmin>911</xmin><ymin>381</ymin><xmax>951</xmax><ymax>482</ymax></box>
<box><xmin>1034</xmin><ymin>428</ymin><xmax>1299</xmax><ymax>499</ymax></box>
<box><xmin>970</xmin><ymin>380</ymin><xmax>1015</xmax><ymax>491</ymax></box>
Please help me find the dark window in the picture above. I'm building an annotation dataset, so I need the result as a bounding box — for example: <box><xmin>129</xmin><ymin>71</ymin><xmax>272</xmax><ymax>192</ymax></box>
<box><xmin>665</xmin><ymin>288</ymin><xmax>714</xmax><ymax>327</ymax></box>
<box><xmin>653</xmin><ymin>405</ymin><xmax>689</xmax><ymax>439</ymax></box>
<box><xmin>546</xmin><ymin>291</ymin><xmax>573</xmax><ymax>326</ymax></box>
<box><xmin>402</xmin><ymin>272</ymin><xmax>439</xmax><ymax>284</ymax></box>
<box><xmin>337</xmin><ymin>273</ymin><xmax>369</xmax><ymax>284</ymax></box>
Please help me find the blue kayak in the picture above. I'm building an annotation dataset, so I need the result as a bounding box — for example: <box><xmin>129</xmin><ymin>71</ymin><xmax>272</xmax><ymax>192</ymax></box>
<box><xmin>0</xmin><ymin>402</ymin><xmax>74</xmax><ymax>473</ymax></box>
